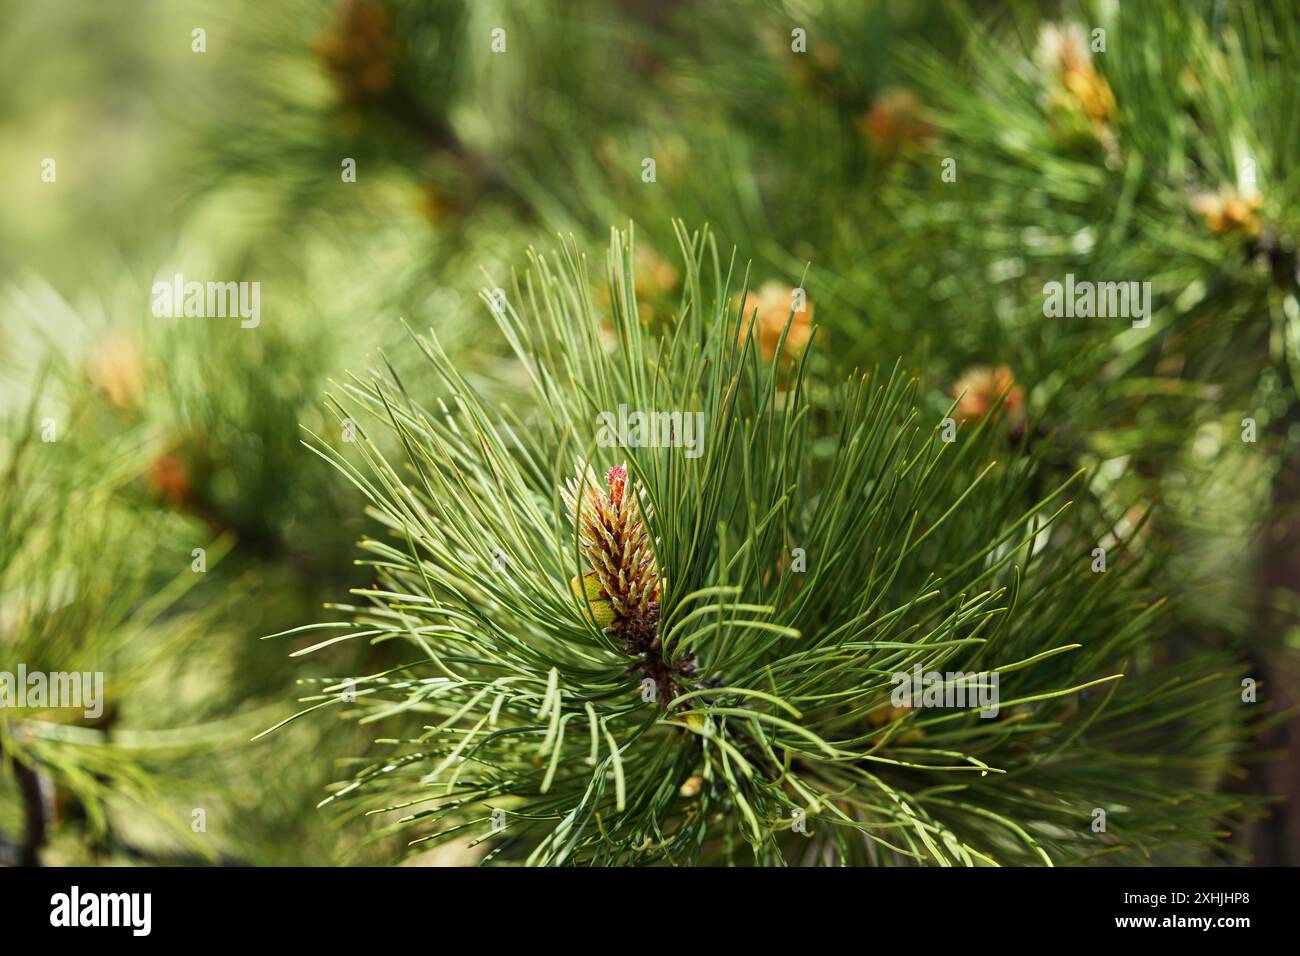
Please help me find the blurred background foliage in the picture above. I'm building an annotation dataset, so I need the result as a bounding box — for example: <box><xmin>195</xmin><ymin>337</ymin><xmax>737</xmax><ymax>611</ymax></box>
<box><xmin>0</xmin><ymin>0</ymin><xmax>1295</xmax><ymax>864</ymax></box>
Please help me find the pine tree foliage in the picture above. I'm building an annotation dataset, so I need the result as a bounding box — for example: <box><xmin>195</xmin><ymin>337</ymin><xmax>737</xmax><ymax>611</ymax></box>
<box><xmin>0</xmin><ymin>301</ymin><xmax>393</xmax><ymax>864</ymax></box>
<box><xmin>0</xmin><ymin>388</ymin><xmax>235</xmax><ymax>863</ymax></box>
<box><xmin>1</xmin><ymin>0</ymin><xmax>1292</xmax><ymax>866</ymax></box>
<box><xmin>279</xmin><ymin>227</ymin><xmax>1255</xmax><ymax>865</ymax></box>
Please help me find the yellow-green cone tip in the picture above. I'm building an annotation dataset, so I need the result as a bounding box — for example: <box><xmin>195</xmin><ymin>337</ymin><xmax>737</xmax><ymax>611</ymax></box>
<box><xmin>571</xmin><ymin>573</ymin><xmax>617</xmax><ymax>628</ymax></box>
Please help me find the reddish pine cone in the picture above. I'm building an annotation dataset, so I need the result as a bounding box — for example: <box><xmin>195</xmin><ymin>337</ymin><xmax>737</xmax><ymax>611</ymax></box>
<box><xmin>561</xmin><ymin>462</ymin><xmax>659</xmax><ymax>625</ymax></box>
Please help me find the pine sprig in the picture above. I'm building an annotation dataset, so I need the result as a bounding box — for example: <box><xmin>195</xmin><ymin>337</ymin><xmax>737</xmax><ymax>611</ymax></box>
<box><xmin>285</xmin><ymin>224</ymin><xmax>1255</xmax><ymax>865</ymax></box>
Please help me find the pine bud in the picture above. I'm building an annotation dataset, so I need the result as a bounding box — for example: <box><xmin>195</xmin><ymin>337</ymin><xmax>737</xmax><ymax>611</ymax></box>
<box><xmin>86</xmin><ymin>335</ymin><xmax>145</xmax><ymax>411</ymax></box>
<box><xmin>678</xmin><ymin>775</ymin><xmax>704</xmax><ymax>798</ymax></box>
<box><xmin>1035</xmin><ymin>23</ymin><xmax>1115</xmax><ymax>125</ymax></box>
<box><xmin>313</xmin><ymin>0</ymin><xmax>395</xmax><ymax>102</ymax></box>
<box><xmin>860</xmin><ymin>89</ymin><xmax>934</xmax><ymax>162</ymax></box>
<box><xmin>735</xmin><ymin>282</ymin><xmax>814</xmax><ymax>363</ymax></box>
<box><xmin>561</xmin><ymin>461</ymin><xmax>659</xmax><ymax>625</ymax></box>
<box><xmin>951</xmin><ymin>364</ymin><xmax>1025</xmax><ymax>425</ymax></box>
<box><xmin>1193</xmin><ymin>186</ymin><xmax>1263</xmax><ymax>238</ymax></box>
<box><xmin>146</xmin><ymin>450</ymin><xmax>192</xmax><ymax>508</ymax></box>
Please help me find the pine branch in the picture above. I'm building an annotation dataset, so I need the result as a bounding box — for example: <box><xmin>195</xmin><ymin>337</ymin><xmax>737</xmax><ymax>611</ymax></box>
<box><xmin>281</xmin><ymin>224</ymin><xmax>1257</xmax><ymax>865</ymax></box>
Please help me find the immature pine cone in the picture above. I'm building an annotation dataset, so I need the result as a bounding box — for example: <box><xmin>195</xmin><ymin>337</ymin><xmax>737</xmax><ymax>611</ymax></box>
<box><xmin>561</xmin><ymin>462</ymin><xmax>659</xmax><ymax>628</ymax></box>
